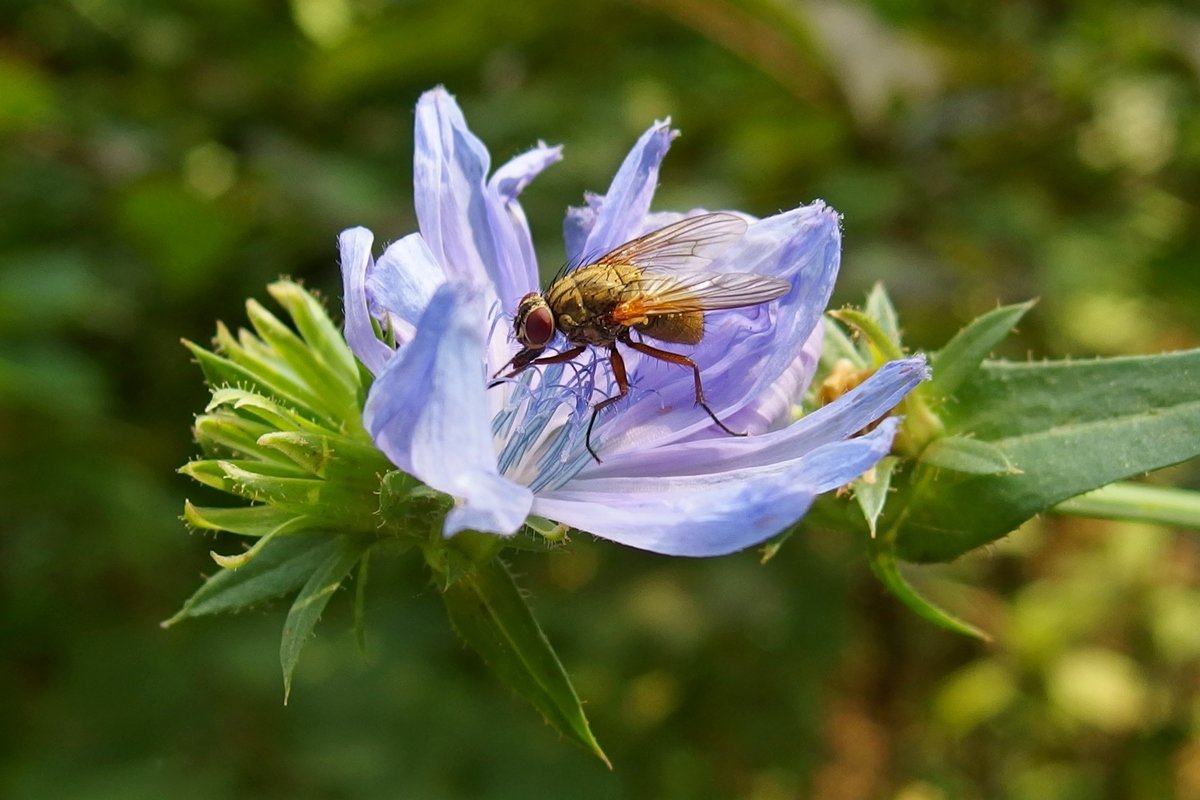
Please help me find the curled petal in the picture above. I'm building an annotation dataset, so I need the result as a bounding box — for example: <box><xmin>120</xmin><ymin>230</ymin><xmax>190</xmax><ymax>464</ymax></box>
<box><xmin>718</xmin><ymin>322</ymin><xmax>824</xmax><ymax>436</ymax></box>
<box><xmin>579</xmin><ymin>120</ymin><xmax>678</xmax><ymax>261</ymax></box>
<box><xmin>563</xmin><ymin>192</ymin><xmax>602</xmax><ymax>264</ymax></box>
<box><xmin>486</xmin><ymin>143</ymin><xmax>562</xmax><ymax>307</ymax></box>
<box><xmin>368</xmin><ymin>233</ymin><xmax>445</xmax><ymax>347</ymax></box>
<box><xmin>364</xmin><ymin>282</ymin><xmax>533</xmax><ymax>537</ymax></box>
<box><xmin>413</xmin><ymin>88</ymin><xmax>506</xmax><ymax>305</ymax></box>
<box><xmin>338</xmin><ymin>227</ymin><xmax>392</xmax><ymax>376</ymax></box>
<box><xmin>534</xmin><ymin>419</ymin><xmax>899</xmax><ymax>556</ymax></box>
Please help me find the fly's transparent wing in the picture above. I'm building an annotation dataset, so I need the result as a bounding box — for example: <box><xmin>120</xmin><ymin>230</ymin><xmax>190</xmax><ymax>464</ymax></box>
<box><xmin>593</xmin><ymin>212</ymin><xmax>748</xmax><ymax>273</ymax></box>
<box><xmin>611</xmin><ymin>270</ymin><xmax>790</xmax><ymax>323</ymax></box>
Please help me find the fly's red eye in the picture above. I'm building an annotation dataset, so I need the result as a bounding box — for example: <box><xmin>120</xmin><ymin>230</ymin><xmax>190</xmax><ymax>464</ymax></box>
<box><xmin>520</xmin><ymin>304</ymin><xmax>555</xmax><ymax>347</ymax></box>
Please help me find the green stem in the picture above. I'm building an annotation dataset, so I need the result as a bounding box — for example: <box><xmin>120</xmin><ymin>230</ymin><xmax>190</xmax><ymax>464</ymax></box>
<box><xmin>1051</xmin><ymin>482</ymin><xmax>1200</xmax><ymax>530</ymax></box>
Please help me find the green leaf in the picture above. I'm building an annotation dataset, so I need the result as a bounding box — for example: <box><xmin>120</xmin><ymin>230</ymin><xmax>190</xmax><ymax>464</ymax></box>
<box><xmin>928</xmin><ymin>300</ymin><xmax>1036</xmax><ymax>398</ymax></box>
<box><xmin>281</xmin><ymin>534</ymin><xmax>374</xmax><ymax>702</ymax></box>
<box><xmin>440</xmin><ymin>558</ymin><xmax>609</xmax><ymax>767</ymax></box>
<box><xmin>893</xmin><ymin>349</ymin><xmax>1200</xmax><ymax>562</ymax></box>
<box><xmin>868</xmin><ymin>537</ymin><xmax>990</xmax><ymax>640</ymax></box>
<box><xmin>918</xmin><ymin>435</ymin><xmax>1021</xmax><ymax>475</ymax></box>
<box><xmin>162</xmin><ymin>533</ymin><xmax>340</xmax><ymax>625</ymax></box>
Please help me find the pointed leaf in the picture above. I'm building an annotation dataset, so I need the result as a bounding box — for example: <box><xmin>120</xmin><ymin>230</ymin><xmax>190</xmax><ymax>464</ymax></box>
<box><xmin>163</xmin><ymin>533</ymin><xmax>339</xmax><ymax>625</ymax></box>
<box><xmin>894</xmin><ymin>349</ymin><xmax>1200</xmax><ymax>562</ymax></box>
<box><xmin>868</xmin><ymin>537</ymin><xmax>990</xmax><ymax>640</ymax></box>
<box><xmin>929</xmin><ymin>300</ymin><xmax>1036</xmax><ymax>398</ymax></box>
<box><xmin>441</xmin><ymin>558</ymin><xmax>609</xmax><ymax>766</ymax></box>
<box><xmin>281</xmin><ymin>534</ymin><xmax>374</xmax><ymax>702</ymax></box>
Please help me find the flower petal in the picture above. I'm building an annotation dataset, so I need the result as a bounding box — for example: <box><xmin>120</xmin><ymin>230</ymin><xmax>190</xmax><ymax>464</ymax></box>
<box><xmin>364</xmin><ymin>281</ymin><xmax>532</xmax><ymax>537</ymax></box>
<box><xmin>338</xmin><ymin>226</ymin><xmax>392</xmax><ymax>376</ymax></box>
<box><xmin>579</xmin><ymin>120</ymin><xmax>677</xmax><ymax>260</ymax></box>
<box><xmin>533</xmin><ymin>418</ymin><xmax>899</xmax><ymax>556</ymax></box>
<box><xmin>488</xmin><ymin>142</ymin><xmax>562</xmax><ymax>300</ymax></box>
<box><xmin>414</xmin><ymin>88</ymin><xmax>538</xmax><ymax>312</ymax></box>
<box><xmin>367</xmin><ymin>232</ymin><xmax>445</xmax><ymax>347</ymax></box>
<box><xmin>587</xmin><ymin>356</ymin><xmax>928</xmax><ymax>479</ymax></box>
<box><xmin>718</xmin><ymin>322</ymin><xmax>824</xmax><ymax>435</ymax></box>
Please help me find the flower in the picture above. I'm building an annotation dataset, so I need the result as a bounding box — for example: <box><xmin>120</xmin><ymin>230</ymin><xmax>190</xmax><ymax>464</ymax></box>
<box><xmin>339</xmin><ymin>87</ymin><xmax>928</xmax><ymax>557</ymax></box>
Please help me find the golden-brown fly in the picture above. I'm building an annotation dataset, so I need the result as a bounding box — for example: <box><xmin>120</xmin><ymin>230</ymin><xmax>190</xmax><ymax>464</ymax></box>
<box><xmin>492</xmin><ymin>212</ymin><xmax>790</xmax><ymax>462</ymax></box>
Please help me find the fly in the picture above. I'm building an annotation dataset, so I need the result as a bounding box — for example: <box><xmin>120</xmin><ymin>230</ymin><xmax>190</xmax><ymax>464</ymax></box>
<box><xmin>492</xmin><ymin>212</ymin><xmax>790</xmax><ymax>462</ymax></box>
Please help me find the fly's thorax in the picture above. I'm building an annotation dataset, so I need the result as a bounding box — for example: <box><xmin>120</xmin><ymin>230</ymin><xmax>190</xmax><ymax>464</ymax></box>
<box><xmin>546</xmin><ymin>262</ymin><xmax>641</xmax><ymax>346</ymax></box>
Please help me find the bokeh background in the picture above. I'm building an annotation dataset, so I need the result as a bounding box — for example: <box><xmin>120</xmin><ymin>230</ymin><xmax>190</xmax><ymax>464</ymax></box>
<box><xmin>3</xmin><ymin>0</ymin><xmax>1199</xmax><ymax>797</ymax></box>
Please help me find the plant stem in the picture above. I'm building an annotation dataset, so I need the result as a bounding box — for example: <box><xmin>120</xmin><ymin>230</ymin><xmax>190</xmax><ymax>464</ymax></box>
<box><xmin>1051</xmin><ymin>482</ymin><xmax>1200</xmax><ymax>530</ymax></box>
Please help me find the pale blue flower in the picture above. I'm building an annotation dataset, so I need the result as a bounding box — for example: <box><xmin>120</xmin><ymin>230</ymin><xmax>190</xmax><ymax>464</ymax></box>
<box><xmin>340</xmin><ymin>87</ymin><xmax>928</xmax><ymax>556</ymax></box>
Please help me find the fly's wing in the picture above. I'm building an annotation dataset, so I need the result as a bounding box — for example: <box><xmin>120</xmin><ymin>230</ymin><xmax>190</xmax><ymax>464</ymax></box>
<box><xmin>593</xmin><ymin>212</ymin><xmax>748</xmax><ymax>273</ymax></box>
<box><xmin>611</xmin><ymin>270</ymin><xmax>790</xmax><ymax>323</ymax></box>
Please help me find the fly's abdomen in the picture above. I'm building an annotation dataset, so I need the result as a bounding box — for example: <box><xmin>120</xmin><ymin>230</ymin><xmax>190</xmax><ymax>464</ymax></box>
<box><xmin>636</xmin><ymin>311</ymin><xmax>704</xmax><ymax>344</ymax></box>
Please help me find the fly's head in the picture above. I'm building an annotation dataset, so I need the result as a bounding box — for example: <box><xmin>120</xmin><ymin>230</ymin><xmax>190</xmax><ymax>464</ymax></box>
<box><xmin>514</xmin><ymin>292</ymin><xmax>555</xmax><ymax>349</ymax></box>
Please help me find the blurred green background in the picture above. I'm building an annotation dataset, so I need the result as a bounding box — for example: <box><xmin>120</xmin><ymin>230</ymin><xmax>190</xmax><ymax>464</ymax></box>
<box><xmin>3</xmin><ymin>0</ymin><xmax>1199</xmax><ymax>797</ymax></box>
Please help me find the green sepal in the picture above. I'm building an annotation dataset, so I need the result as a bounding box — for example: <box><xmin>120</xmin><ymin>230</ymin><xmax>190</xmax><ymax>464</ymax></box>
<box><xmin>213</xmin><ymin>322</ymin><xmax>336</xmax><ymax>427</ymax></box>
<box><xmin>206</xmin><ymin>388</ymin><xmax>329</xmax><ymax>436</ymax></box>
<box><xmin>258</xmin><ymin>431</ymin><xmax>394</xmax><ymax>484</ymax></box>
<box><xmin>864</xmin><ymin>283</ymin><xmax>901</xmax><ymax>347</ymax></box>
<box><xmin>183</xmin><ymin>501</ymin><xmax>310</xmax><ymax>538</ymax></box>
<box><xmin>194</xmin><ymin>412</ymin><xmax>298</xmax><ymax>466</ymax></box>
<box><xmin>281</xmin><ymin>534</ymin><xmax>376</xmax><ymax>702</ymax></box>
<box><xmin>378</xmin><ymin>470</ymin><xmax>449</xmax><ymax>538</ymax></box>
<box><xmin>893</xmin><ymin>349</ymin><xmax>1200</xmax><ymax>562</ymax></box>
<box><xmin>928</xmin><ymin>300</ymin><xmax>1037</xmax><ymax>399</ymax></box>
<box><xmin>245</xmin><ymin>298</ymin><xmax>358</xmax><ymax>424</ymax></box>
<box><xmin>827</xmin><ymin>308</ymin><xmax>905</xmax><ymax>363</ymax></box>
<box><xmin>163</xmin><ymin>533</ymin><xmax>342</xmax><ymax>625</ymax></box>
<box><xmin>820</xmin><ymin>316</ymin><xmax>868</xmax><ymax>370</ymax></box>
<box><xmin>855</xmin><ymin>456</ymin><xmax>899</xmax><ymax>537</ymax></box>
<box><xmin>918</xmin><ymin>435</ymin><xmax>1021</xmax><ymax>475</ymax></box>
<box><xmin>266</xmin><ymin>281</ymin><xmax>360</xmax><ymax>388</ymax></box>
<box><xmin>440</xmin><ymin>557</ymin><xmax>610</xmax><ymax>767</ymax></box>
<box><xmin>217</xmin><ymin>460</ymin><xmax>379</xmax><ymax>531</ymax></box>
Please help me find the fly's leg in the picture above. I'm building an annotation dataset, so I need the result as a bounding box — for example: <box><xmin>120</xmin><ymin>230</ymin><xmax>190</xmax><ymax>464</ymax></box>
<box><xmin>585</xmin><ymin>344</ymin><xmax>629</xmax><ymax>463</ymax></box>
<box><xmin>488</xmin><ymin>345</ymin><xmax>587</xmax><ymax>388</ymax></box>
<box><xmin>620</xmin><ymin>333</ymin><xmax>744</xmax><ymax>438</ymax></box>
